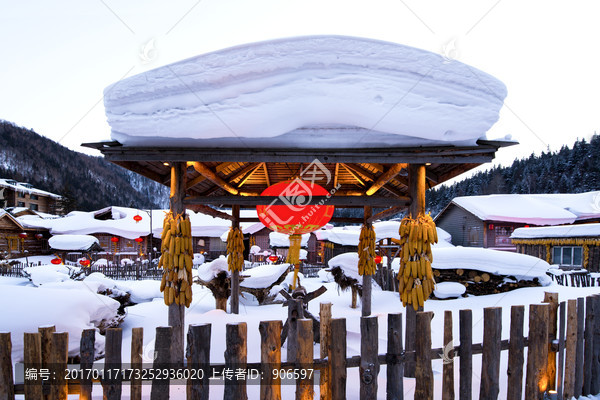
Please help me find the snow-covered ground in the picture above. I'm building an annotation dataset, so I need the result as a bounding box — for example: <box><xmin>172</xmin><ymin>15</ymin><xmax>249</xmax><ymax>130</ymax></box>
<box><xmin>1</xmin><ymin>268</ymin><xmax>599</xmax><ymax>399</ymax></box>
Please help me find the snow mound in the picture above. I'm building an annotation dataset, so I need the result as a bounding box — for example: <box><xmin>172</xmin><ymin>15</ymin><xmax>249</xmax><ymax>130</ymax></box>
<box><xmin>104</xmin><ymin>36</ymin><xmax>506</xmax><ymax>148</ymax></box>
<box><xmin>512</xmin><ymin>222</ymin><xmax>600</xmax><ymax>239</ymax></box>
<box><xmin>249</xmin><ymin>245</ymin><xmax>261</xmax><ymax>255</ymax></box>
<box><xmin>328</xmin><ymin>253</ymin><xmax>361</xmax><ymax>281</ymax></box>
<box><xmin>269</xmin><ymin>232</ymin><xmax>310</xmax><ymax>248</ymax></box>
<box><xmin>197</xmin><ymin>256</ymin><xmax>230</xmax><ymax>281</ymax></box>
<box><xmin>240</xmin><ymin>263</ymin><xmax>290</xmax><ymax>289</ymax></box>
<box><xmin>434</xmin><ymin>282</ymin><xmax>466</xmax><ymax>299</ymax></box>
<box><xmin>23</xmin><ymin>264</ymin><xmax>81</xmax><ymax>286</ymax></box>
<box><xmin>317</xmin><ymin>268</ymin><xmax>335</xmax><ymax>283</ymax></box>
<box><xmin>48</xmin><ymin>234</ymin><xmax>99</xmax><ymax>251</ymax></box>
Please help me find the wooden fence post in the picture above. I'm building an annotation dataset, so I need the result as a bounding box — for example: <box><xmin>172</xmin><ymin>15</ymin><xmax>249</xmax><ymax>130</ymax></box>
<box><xmin>297</xmin><ymin>319</ymin><xmax>314</xmax><ymax>400</ymax></box>
<box><xmin>224</xmin><ymin>323</ymin><xmax>247</xmax><ymax>400</ymax></box>
<box><xmin>556</xmin><ymin>302</ymin><xmax>565</xmax><ymax>399</ymax></box>
<box><xmin>592</xmin><ymin>295</ymin><xmax>600</xmax><ymax>395</ymax></box>
<box><xmin>50</xmin><ymin>332</ymin><xmax>68</xmax><ymax>400</ymax></box>
<box><xmin>574</xmin><ymin>297</ymin><xmax>585</xmax><ymax>397</ymax></box>
<box><xmin>131</xmin><ymin>327</ymin><xmax>143</xmax><ymax>400</ymax></box>
<box><xmin>442</xmin><ymin>310</ymin><xmax>454</xmax><ymax>400</ymax></box>
<box><xmin>459</xmin><ymin>309</ymin><xmax>472</xmax><ymax>400</ymax></box>
<box><xmin>415</xmin><ymin>311</ymin><xmax>433</xmax><ymax>400</ymax></box>
<box><xmin>259</xmin><ymin>321</ymin><xmax>282</xmax><ymax>400</ymax></box>
<box><xmin>103</xmin><ymin>328</ymin><xmax>123</xmax><ymax>400</ymax></box>
<box><xmin>360</xmin><ymin>316</ymin><xmax>379</xmax><ymax>400</ymax></box>
<box><xmin>38</xmin><ymin>325</ymin><xmax>55</xmax><ymax>400</ymax></box>
<box><xmin>525</xmin><ymin>303</ymin><xmax>549</xmax><ymax>400</ymax></box>
<box><xmin>0</xmin><ymin>333</ymin><xmax>14</xmax><ymax>400</ymax></box>
<box><xmin>543</xmin><ymin>292</ymin><xmax>559</xmax><ymax>391</ymax></box>
<box><xmin>404</xmin><ymin>307</ymin><xmax>416</xmax><ymax>377</ymax></box>
<box><xmin>507</xmin><ymin>305</ymin><xmax>525</xmax><ymax>400</ymax></box>
<box><xmin>187</xmin><ymin>324</ymin><xmax>211</xmax><ymax>400</ymax></box>
<box><xmin>319</xmin><ymin>303</ymin><xmax>332</xmax><ymax>400</ymax></box>
<box><xmin>79</xmin><ymin>329</ymin><xmax>96</xmax><ymax>400</ymax></box>
<box><xmin>151</xmin><ymin>326</ymin><xmax>172</xmax><ymax>400</ymax></box>
<box><xmin>583</xmin><ymin>295</ymin><xmax>595</xmax><ymax>395</ymax></box>
<box><xmin>479</xmin><ymin>307</ymin><xmax>501</xmax><ymax>400</ymax></box>
<box><xmin>387</xmin><ymin>313</ymin><xmax>403</xmax><ymax>400</ymax></box>
<box><xmin>330</xmin><ymin>318</ymin><xmax>346</xmax><ymax>400</ymax></box>
<box><xmin>563</xmin><ymin>299</ymin><xmax>578</xmax><ymax>399</ymax></box>
<box><xmin>287</xmin><ymin>298</ymin><xmax>303</xmax><ymax>363</ymax></box>
<box><xmin>24</xmin><ymin>332</ymin><xmax>42</xmax><ymax>400</ymax></box>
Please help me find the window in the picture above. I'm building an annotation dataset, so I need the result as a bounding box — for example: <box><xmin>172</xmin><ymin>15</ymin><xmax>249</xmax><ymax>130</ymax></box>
<box><xmin>17</xmin><ymin>192</ymin><xmax>25</xmax><ymax>198</ymax></box>
<box><xmin>30</xmin><ymin>203</ymin><xmax>38</xmax><ymax>211</ymax></box>
<box><xmin>494</xmin><ymin>226</ymin><xmax>514</xmax><ymax>246</ymax></box>
<box><xmin>30</xmin><ymin>194</ymin><xmax>39</xmax><ymax>200</ymax></box>
<box><xmin>17</xmin><ymin>201</ymin><xmax>25</xmax><ymax>207</ymax></box>
<box><xmin>553</xmin><ymin>246</ymin><xmax>583</xmax><ymax>267</ymax></box>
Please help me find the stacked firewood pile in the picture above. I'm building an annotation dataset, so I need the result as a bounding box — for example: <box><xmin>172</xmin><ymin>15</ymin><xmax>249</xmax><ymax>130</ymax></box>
<box><xmin>432</xmin><ymin>268</ymin><xmax>541</xmax><ymax>296</ymax></box>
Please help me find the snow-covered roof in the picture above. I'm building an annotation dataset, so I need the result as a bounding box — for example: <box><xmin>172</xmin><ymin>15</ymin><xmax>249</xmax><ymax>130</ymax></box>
<box><xmin>104</xmin><ymin>36</ymin><xmax>506</xmax><ymax>148</ymax></box>
<box><xmin>269</xmin><ymin>232</ymin><xmax>310</xmax><ymax>248</ymax></box>
<box><xmin>48</xmin><ymin>235</ymin><xmax>101</xmax><ymax>251</ymax></box>
<box><xmin>511</xmin><ymin>223</ymin><xmax>600</xmax><ymax>239</ymax></box>
<box><xmin>447</xmin><ymin>192</ymin><xmax>600</xmax><ymax>225</ymax></box>
<box><xmin>314</xmin><ymin>223</ymin><xmax>452</xmax><ymax>247</ymax></box>
<box><xmin>0</xmin><ymin>178</ymin><xmax>61</xmax><ymax>199</ymax></box>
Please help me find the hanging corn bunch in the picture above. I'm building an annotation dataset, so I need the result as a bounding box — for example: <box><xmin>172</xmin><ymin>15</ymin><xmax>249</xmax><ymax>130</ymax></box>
<box><xmin>158</xmin><ymin>212</ymin><xmax>194</xmax><ymax>308</ymax></box>
<box><xmin>226</xmin><ymin>227</ymin><xmax>244</xmax><ymax>272</ymax></box>
<box><xmin>358</xmin><ymin>224</ymin><xmax>377</xmax><ymax>276</ymax></box>
<box><xmin>398</xmin><ymin>213</ymin><xmax>438</xmax><ymax>311</ymax></box>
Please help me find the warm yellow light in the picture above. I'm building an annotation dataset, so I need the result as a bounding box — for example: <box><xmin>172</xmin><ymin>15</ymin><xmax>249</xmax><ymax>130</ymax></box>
<box><xmin>163</xmin><ymin>162</ymin><xmax>170</xmax><ymax>166</ymax></box>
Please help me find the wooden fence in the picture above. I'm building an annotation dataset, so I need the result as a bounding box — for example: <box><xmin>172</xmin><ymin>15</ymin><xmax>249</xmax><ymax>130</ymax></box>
<box><xmin>547</xmin><ymin>270</ymin><xmax>600</xmax><ymax>287</ymax></box>
<box><xmin>1</xmin><ymin>292</ymin><xmax>599</xmax><ymax>399</ymax></box>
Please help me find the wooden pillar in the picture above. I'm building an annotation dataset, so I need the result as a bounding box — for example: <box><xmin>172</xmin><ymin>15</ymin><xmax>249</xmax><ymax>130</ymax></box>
<box><xmin>405</xmin><ymin>164</ymin><xmax>426</xmax><ymax>378</ymax></box>
<box><xmin>231</xmin><ymin>205</ymin><xmax>240</xmax><ymax>314</ymax></box>
<box><xmin>362</xmin><ymin>206</ymin><xmax>372</xmax><ymax>317</ymax></box>
<box><xmin>543</xmin><ymin>292</ymin><xmax>559</xmax><ymax>391</ymax></box>
<box><xmin>169</xmin><ymin>162</ymin><xmax>186</xmax><ymax>364</ymax></box>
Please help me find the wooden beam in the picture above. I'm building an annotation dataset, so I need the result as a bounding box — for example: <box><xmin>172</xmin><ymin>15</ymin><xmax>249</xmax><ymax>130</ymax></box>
<box><xmin>366</xmin><ymin>205</ymin><xmax>407</xmax><ymax>224</ymax></box>
<box><xmin>262</xmin><ymin>163</ymin><xmax>270</xmax><ymax>187</ymax></box>
<box><xmin>215</xmin><ymin>162</ymin><xmax>236</xmax><ymax>173</ymax></box>
<box><xmin>237</xmin><ymin>163</ymin><xmax>264</xmax><ymax>188</ymax></box>
<box><xmin>341</xmin><ymin>163</ymin><xmax>365</xmax><ymax>186</ymax></box>
<box><xmin>425</xmin><ymin>168</ymin><xmax>439</xmax><ymax>184</ymax></box>
<box><xmin>184</xmin><ymin>195</ymin><xmax>408</xmax><ymax>207</ymax></box>
<box><xmin>231</xmin><ymin>205</ymin><xmax>240</xmax><ymax>315</ymax></box>
<box><xmin>193</xmin><ymin>162</ymin><xmax>240</xmax><ymax>195</ymax></box>
<box><xmin>408</xmin><ymin>164</ymin><xmax>426</xmax><ymax>217</ymax></box>
<box><xmin>344</xmin><ymin>163</ymin><xmax>407</xmax><ymax>197</ymax></box>
<box><xmin>226</xmin><ymin>163</ymin><xmax>260</xmax><ymax>183</ymax></box>
<box><xmin>187</xmin><ymin>204</ymin><xmax>234</xmax><ymax>221</ymax></box>
<box><xmin>114</xmin><ymin>161</ymin><xmax>168</xmax><ymax>186</ymax></box>
<box><xmin>185</xmin><ymin>174</ymin><xmax>206</xmax><ymax>190</ymax></box>
<box><xmin>334</xmin><ymin>163</ymin><xmax>339</xmax><ymax>188</ymax></box>
<box><xmin>366</xmin><ymin>164</ymin><xmax>408</xmax><ymax>196</ymax></box>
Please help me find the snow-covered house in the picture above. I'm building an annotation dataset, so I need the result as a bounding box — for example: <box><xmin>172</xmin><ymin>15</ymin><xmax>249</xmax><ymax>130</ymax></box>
<box><xmin>0</xmin><ymin>178</ymin><xmax>62</xmax><ymax>213</ymax></box>
<box><xmin>434</xmin><ymin>191</ymin><xmax>600</xmax><ymax>251</ymax></box>
<box><xmin>511</xmin><ymin>223</ymin><xmax>600</xmax><ymax>272</ymax></box>
<box><xmin>0</xmin><ymin>209</ymin><xmax>50</xmax><ymax>256</ymax></box>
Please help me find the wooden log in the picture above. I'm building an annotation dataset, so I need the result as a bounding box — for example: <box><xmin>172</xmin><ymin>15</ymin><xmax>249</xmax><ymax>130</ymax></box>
<box><xmin>192</xmin><ymin>162</ymin><xmax>240</xmax><ymax>195</ymax></box>
<box><xmin>79</xmin><ymin>329</ymin><xmax>95</xmax><ymax>400</ymax></box>
<box><xmin>259</xmin><ymin>321</ymin><xmax>282</xmax><ymax>400</ymax></box>
<box><xmin>103</xmin><ymin>328</ymin><xmax>123</xmax><ymax>400</ymax></box>
<box><xmin>0</xmin><ymin>333</ymin><xmax>14</xmax><ymax>400</ymax></box>
<box><xmin>360</xmin><ymin>316</ymin><xmax>379</xmax><ymax>400</ymax></box>
<box><xmin>556</xmin><ymin>301</ymin><xmax>566</xmax><ymax>400</ymax></box>
<box><xmin>224</xmin><ymin>323</ymin><xmax>248</xmax><ymax>400</ymax></box>
<box><xmin>442</xmin><ymin>311</ymin><xmax>454</xmax><ymax>400</ymax></box>
<box><xmin>150</xmin><ymin>326</ymin><xmax>172</xmax><ymax>400</ymax></box>
<box><xmin>231</xmin><ymin>204</ymin><xmax>240</xmax><ymax>315</ymax></box>
<box><xmin>297</xmin><ymin>319</ymin><xmax>314</xmax><ymax>400</ymax></box>
<box><xmin>351</xmin><ymin>286</ymin><xmax>358</xmax><ymax>309</ymax></box>
<box><xmin>187</xmin><ymin>324</ymin><xmax>211</xmax><ymax>400</ymax></box>
<box><xmin>362</xmin><ymin>275</ymin><xmax>372</xmax><ymax>317</ymax></box>
<box><xmin>574</xmin><ymin>297</ymin><xmax>585</xmax><ymax>397</ymax></box>
<box><xmin>415</xmin><ymin>311</ymin><xmax>433</xmax><ymax>400</ymax></box>
<box><xmin>459</xmin><ymin>309</ymin><xmax>472</xmax><ymax>400</ymax></box>
<box><xmin>543</xmin><ymin>292</ymin><xmax>559</xmax><ymax>391</ymax></box>
<box><xmin>583</xmin><ymin>295</ymin><xmax>595</xmax><ymax>395</ymax></box>
<box><xmin>592</xmin><ymin>295</ymin><xmax>600</xmax><ymax>394</ymax></box>
<box><xmin>404</xmin><ymin>306</ymin><xmax>416</xmax><ymax>378</ymax></box>
<box><xmin>330</xmin><ymin>318</ymin><xmax>347</xmax><ymax>400</ymax></box>
<box><xmin>50</xmin><ymin>332</ymin><xmax>68</xmax><ymax>400</ymax></box>
<box><xmin>38</xmin><ymin>326</ymin><xmax>55</xmax><ymax>392</ymax></box>
<box><xmin>24</xmin><ymin>332</ymin><xmax>43</xmax><ymax>400</ymax></box>
<box><xmin>507</xmin><ymin>305</ymin><xmax>525</xmax><ymax>400</ymax></box>
<box><xmin>563</xmin><ymin>299</ymin><xmax>578</xmax><ymax>399</ymax></box>
<box><xmin>479</xmin><ymin>307</ymin><xmax>501</xmax><ymax>399</ymax></box>
<box><xmin>525</xmin><ymin>303</ymin><xmax>549</xmax><ymax>400</ymax></box>
<box><xmin>130</xmin><ymin>327</ymin><xmax>143</xmax><ymax>400</ymax></box>
<box><xmin>365</xmin><ymin>163</ymin><xmax>407</xmax><ymax>196</ymax></box>
<box><xmin>320</xmin><ymin>303</ymin><xmax>332</xmax><ymax>400</ymax></box>
<box><xmin>287</xmin><ymin>298</ymin><xmax>303</xmax><ymax>363</ymax></box>
<box><xmin>387</xmin><ymin>313</ymin><xmax>403</xmax><ymax>400</ymax></box>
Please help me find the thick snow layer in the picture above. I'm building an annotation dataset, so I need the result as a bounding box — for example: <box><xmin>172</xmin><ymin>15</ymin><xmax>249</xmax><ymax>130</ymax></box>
<box><xmin>328</xmin><ymin>253</ymin><xmax>361</xmax><ymax>281</ymax></box>
<box><xmin>433</xmin><ymin>282</ymin><xmax>466</xmax><ymax>299</ymax></box>
<box><xmin>197</xmin><ymin>256</ymin><xmax>230</xmax><ymax>281</ymax></box>
<box><xmin>23</xmin><ymin>264</ymin><xmax>77</xmax><ymax>286</ymax></box>
<box><xmin>104</xmin><ymin>36</ymin><xmax>506</xmax><ymax>148</ymax></box>
<box><xmin>450</xmin><ymin>192</ymin><xmax>600</xmax><ymax>225</ymax></box>
<box><xmin>249</xmin><ymin>245</ymin><xmax>261</xmax><ymax>255</ymax></box>
<box><xmin>240</xmin><ymin>263</ymin><xmax>290</xmax><ymax>289</ymax></box>
<box><xmin>49</xmin><ymin>234</ymin><xmax>100</xmax><ymax>251</ymax></box>
<box><xmin>315</xmin><ymin>225</ymin><xmax>451</xmax><ymax>247</ymax></box>
<box><xmin>269</xmin><ymin>231</ymin><xmax>310</xmax><ymax>247</ymax></box>
<box><xmin>511</xmin><ymin>222</ymin><xmax>600</xmax><ymax>239</ymax></box>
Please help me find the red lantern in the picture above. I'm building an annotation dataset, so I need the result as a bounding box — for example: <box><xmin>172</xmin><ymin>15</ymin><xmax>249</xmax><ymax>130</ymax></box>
<box><xmin>256</xmin><ymin>180</ymin><xmax>334</xmax><ymax>235</ymax></box>
<box><xmin>133</xmin><ymin>214</ymin><xmax>142</xmax><ymax>223</ymax></box>
<box><xmin>111</xmin><ymin>236</ymin><xmax>119</xmax><ymax>243</ymax></box>
<box><xmin>268</xmin><ymin>255</ymin><xmax>278</xmax><ymax>262</ymax></box>
<box><xmin>35</xmin><ymin>233</ymin><xmax>43</xmax><ymax>240</ymax></box>
<box><xmin>51</xmin><ymin>258</ymin><xmax>61</xmax><ymax>265</ymax></box>
<box><xmin>134</xmin><ymin>237</ymin><xmax>144</xmax><ymax>243</ymax></box>
<box><xmin>488</xmin><ymin>224</ymin><xmax>494</xmax><ymax>230</ymax></box>
<box><xmin>79</xmin><ymin>259</ymin><xmax>90</xmax><ymax>267</ymax></box>
<box><xmin>18</xmin><ymin>232</ymin><xmax>27</xmax><ymax>239</ymax></box>
<box><xmin>524</xmin><ymin>225</ymin><xmax>530</xmax><ymax>228</ymax></box>
<box><xmin>374</xmin><ymin>255</ymin><xmax>382</xmax><ymax>264</ymax></box>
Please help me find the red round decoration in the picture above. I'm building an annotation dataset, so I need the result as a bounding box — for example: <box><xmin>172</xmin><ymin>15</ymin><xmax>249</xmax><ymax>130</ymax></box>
<box><xmin>18</xmin><ymin>232</ymin><xmax>27</xmax><ymax>239</ymax></box>
<box><xmin>374</xmin><ymin>255</ymin><xmax>382</xmax><ymax>264</ymax></box>
<box><xmin>133</xmin><ymin>215</ymin><xmax>143</xmax><ymax>223</ymax></box>
<box><xmin>111</xmin><ymin>237</ymin><xmax>119</xmax><ymax>243</ymax></box>
<box><xmin>134</xmin><ymin>237</ymin><xmax>144</xmax><ymax>243</ymax></box>
<box><xmin>35</xmin><ymin>233</ymin><xmax>43</xmax><ymax>240</ymax></box>
<box><xmin>268</xmin><ymin>255</ymin><xmax>278</xmax><ymax>262</ymax></box>
<box><xmin>79</xmin><ymin>259</ymin><xmax>91</xmax><ymax>267</ymax></box>
<box><xmin>256</xmin><ymin>180</ymin><xmax>335</xmax><ymax>235</ymax></box>
<box><xmin>51</xmin><ymin>258</ymin><xmax>61</xmax><ymax>265</ymax></box>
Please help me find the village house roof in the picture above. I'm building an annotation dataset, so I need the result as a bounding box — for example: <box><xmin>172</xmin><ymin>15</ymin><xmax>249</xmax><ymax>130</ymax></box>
<box><xmin>0</xmin><ymin>178</ymin><xmax>62</xmax><ymax>199</ymax></box>
<box><xmin>511</xmin><ymin>223</ymin><xmax>600</xmax><ymax>240</ymax></box>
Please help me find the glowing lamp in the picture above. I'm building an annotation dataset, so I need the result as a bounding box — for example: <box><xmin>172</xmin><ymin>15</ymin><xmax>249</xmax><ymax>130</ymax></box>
<box><xmin>524</xmin><ymin>224</ymin><xmax>530</xmax><ymax>228</ymax></box>
<box><xmin>110</xmin><ymin>237</ymin><xmax>119</xmax><ymax>243</ymax></box>
<box><xmin>374</xmin><ymin>255</ymin><xmax>382</xmax><ymax>264</ymax></box>
<box><xmin>134</xmin><ymin>237</ymin><xmax>144</xmax><ymax>243</ymax></box>
<box><xmin>18</xmin><ymin>232</ymin><xmax>27</xmax><ymax>239</ymax></box>
<box><xmin>51</xmin><ymin>258</ymin><xmax>62</xmax><ymax>265</ymax></box>
<box><xmin>133</xmin><ymin>214</ymin><xmax>142</xmax><ymax>223</ymax></box>
<box><xmin>268</xmin><ymin>255</ymin><xmax>278</xmax><ymax>262</ymax></box>
<box><xmin>79</xmin><ymin>259</ymin><xmax>90</xmax><ymax>267</ymax></box>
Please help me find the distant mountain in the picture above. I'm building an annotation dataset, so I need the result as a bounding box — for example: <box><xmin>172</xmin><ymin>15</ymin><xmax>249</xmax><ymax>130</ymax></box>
<box><xmin>0</xmin><ymin>120</ymin><xmax>169</xmax><ymax>213</ymax></box>
<box><xmin>427</xmin><ymin>134</ymin><xmax>600</xmax><ymax>216</ymax></box>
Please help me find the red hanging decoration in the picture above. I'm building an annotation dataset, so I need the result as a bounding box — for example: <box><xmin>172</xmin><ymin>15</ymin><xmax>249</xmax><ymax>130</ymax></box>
<box><xmin>111</xmin><ymin>236</ymin><xmax>119</xmax><ymax>243</ymax></box>
<box><xmin>51</xmin><ymin>258</ymin><xmax>61</xmax><ymax>265</ymax></box>
<box><xmin>256</xmin><ymin>180</ymin><xmax>334</xmax><ymax>235</ymax></box>
<box><xmin>134</xmin><ymin>237</ymin><xmax>144</xmax><ymax>243</ymax></box>
<box><xmin>18</xmin><ymin>232</ymin><xmax>27</xmax><ymax>239</ymax></box>
<box><xmin>133</xmin><ymin>214</ymin><xmax>143</xmax><ymax>223</ymax></box>
<box><xmin>79</xmin><ymin>259</ymin><xmax>91</xmax><ymax>267</ymax></box>
<box><xmin>35</xmin><ymin>233</ymin><xmax>43</xmax><ymax>240</ymax></box>
<box><xmin>374</xmin><ymin>255</ymin><xmax>382</xmax><ymax>264</ymax></box>
<box><xmin>268</xmin><ymin>255</ymin><xmax>278</xmax><ymax>262</ymax></box>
